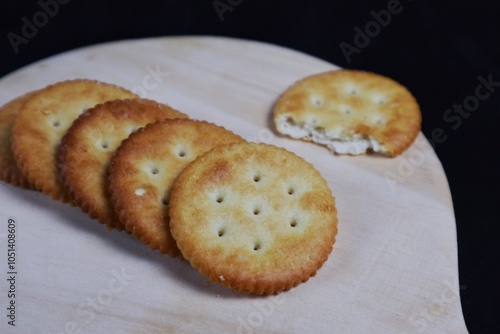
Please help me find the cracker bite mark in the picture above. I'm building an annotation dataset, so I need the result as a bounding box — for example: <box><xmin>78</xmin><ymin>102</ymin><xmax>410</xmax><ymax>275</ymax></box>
<box><xmin>0</xmin><ymin>91</ymin><xmax>39</xmax><ymax>189</ymax></box>
<box><xmin>169</xmin><ymin>142</ymin><xmax>338</xmax><ymax>295</ymax></box>
<box><xmin>107</xmin><ymin>119</ymin><xmax>245</xmax><ymax>257</ymax></box>
<box><xmin>57</xmin><ymin>98</ymin><xmax>188</xmax><ymax>230</ymax></box>
<box><xmin>273</xmin><ymin>70</ymin><xmax>422</xmax><ymax>157</ymax></box>
<box><xmin>10</xmin><ymin>79</ymin><xmax>138</xmax><ymax>202</ymax></box>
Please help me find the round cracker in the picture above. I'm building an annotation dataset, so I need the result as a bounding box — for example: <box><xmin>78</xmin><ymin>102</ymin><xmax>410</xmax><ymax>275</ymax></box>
<box><xmin>169</xmin><ymin>142</ymin><xmax>338</xmax><ymax>294</ymax></box>
<box><xmin>0</xmin><ymin>91</ymin><xmax>38</xmax><ymax>189</ymax></box>
<box><xmin>273</xmin><ymin>70</ymin><xmax>421</xmax><ymax>157</ymax></box>
<box><xmin>57</xmin><ymin>98</ymin><xmax>187</xmax><ymax>230</ymax></box>
<box><xmin>107</xmin><ymin>119</ymin><xmax>245</xmax><ymax>256</ymax></box>
<box><xmin>10</xmin><ymin>79</ymin><xmax>138</xmax><ymax>202</ymax></box>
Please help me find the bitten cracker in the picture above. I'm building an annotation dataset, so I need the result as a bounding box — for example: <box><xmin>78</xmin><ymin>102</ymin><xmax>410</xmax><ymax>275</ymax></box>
<box><xmin>169</xmin><ymin>142</ymin><xmax>338</xmax><ymax>294</ymax></box>
<box><xmin>273</xmin><ymin>70</ymin><xmax>421</xmax><ymax>157</ymax></box>
<box><xmin>57</xmin><ymin>98</ymin><xmax>187</xmax><ymax>230</ymax></box>
<box><xmin>10</xmin><ymin>79</ymin><xmax>137</xmax><ymax>202</ymax></box>
<box><xmin>107</xmin><ymin>119</ymin><xmax>245</xmax><ymax>256</ymax></box>
<box><xmin>0</xmin><ymin>91</ymin><xmax>37</xmax><ymax>188</ymax></box>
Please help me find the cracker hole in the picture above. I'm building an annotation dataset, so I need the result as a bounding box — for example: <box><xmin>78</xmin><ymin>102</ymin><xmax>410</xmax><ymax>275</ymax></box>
<box><xmin>290</xmin><ymin>219</ymin><xmax>298</xmax><ymax>228</ymax></box>
<box><xmin>101</xmin><ymin>142</ymin><xmax>109</xmax><ymax>149</ymax></box>
<box><xmin>135</xmin><ymin>188</ymin><xmax>146</xmax><ymax>196</ymax></box>
<box><xmin>253</xmin><ymin>242</ymin><xmax>261</xmax><ymax>251</ymax></box>
<box><xmin>216</xmin><ymin>196</ymin><xmax>224</xmax><ymax>203</ymax></box>
<box><xmin>178</xmin><ymin>150</ymin><xmax>186</xmax><ymax>158</ymax></box>
<box><xmin>150</xmin><ymin>167</ymin><xmax>159</xmax><ymax>175</ymax></box>
<box><xmin>52</xmin><ymin>120</ymin><xmax>61</xmax><ymax>127</ymax></box>
<box><xmin>373</xmin><ymin>115</ymin><xmax>386</xmax><ymax>125</ymax></box>
<box><xmin>349</xmin><ymin>88</ymin><xmax>359</xmax><ymax>95</ymax></box>
<box><xmin>287</xmin><ymin>187</ymin><xmax>295</xmax><ymax>195</ymax></box>
<box><xmin>253</xmin><ymin>208</ymin><xmax>261</xmax><ymax>216</ymax></box>
<box><xmin>162</xmin><ymin>198</ymin><xmax>169</xmax><ymax>206</ymax></box>
<box><xmin>253</xmin><ymin>175</ymin><xmax>261</xmax><ymax>182</ymax></box>
<box><xmin>218</xmin><ymin>228</ymin><xmax>225</xmax><ymax>237</ymax></box>
<box><xmin>310</xmin><ymin>96</ymin><xmax>324</xmax><ymax>106</ymax></box>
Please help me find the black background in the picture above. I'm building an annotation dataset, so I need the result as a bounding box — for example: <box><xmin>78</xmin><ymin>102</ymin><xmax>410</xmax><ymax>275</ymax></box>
<box><xmin>1</xmin><ymin>1</ymin><xmax>499</xmax><ymax>333</ymax></box>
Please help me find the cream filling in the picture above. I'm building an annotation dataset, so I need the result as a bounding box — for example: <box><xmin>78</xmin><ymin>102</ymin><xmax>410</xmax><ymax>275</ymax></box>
<box><xmin>277</xmin><ymin>115</ymin><xmax>385</xmax><ymax>155</ymax></box>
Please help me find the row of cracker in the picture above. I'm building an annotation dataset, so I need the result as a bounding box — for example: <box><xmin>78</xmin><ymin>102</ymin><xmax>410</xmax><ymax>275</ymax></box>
<box><xmin>0</xmin><ymin>79</ymin><xmax>338</xmax><ymax>294</ymax></box>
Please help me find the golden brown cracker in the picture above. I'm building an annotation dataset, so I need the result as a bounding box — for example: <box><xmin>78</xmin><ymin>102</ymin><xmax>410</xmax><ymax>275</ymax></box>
<box><xmin>57</xmin><ymin>98</ymin><xmax>187</xmax><ymax>230</ymax></box>
<box><xmin>274</xmin><ymin>70</ymin><xmax>421</xmax><ymax>157</ymax></box>
<box><xmin>107</xmin><ymin>119</ymin><xmax>245</xmax><ymax>256</ymax></box>
<box><xmin>169</xmin><ymin>142</ymin><xmax>338</xmax><ymax>294</ymax></box>
<box><xmin>10</xmin><ymin>79</ymin><xmax>137</xmax><ymax>202</ymax></box>
<box><xmin>0</xmin><ymin>91</ymin><xmax>37</xmax><ymax>188</ymax></box>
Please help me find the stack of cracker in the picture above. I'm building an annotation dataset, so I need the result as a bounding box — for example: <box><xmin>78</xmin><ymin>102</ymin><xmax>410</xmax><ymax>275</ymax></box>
<box><xmin>0</xmin><ymin>77</ymin><xmax>340</xmax><ymax>295</ymax></box>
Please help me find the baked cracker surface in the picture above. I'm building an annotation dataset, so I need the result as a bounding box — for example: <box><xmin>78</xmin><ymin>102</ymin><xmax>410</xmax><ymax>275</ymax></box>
<box><xmin>10</xmin><ymin>79</ymin><xmax>138</xmax><ymax>202</ymax></box>
<box><xmin>274</xmin><ymin>70</ymin><xmax>421</xmax><ymax>157</ymax></box>
<box><xmin>107</xmin><ymin>118</ymin><xmax>245</xmax><ymax>256</ymax></box>
<box><xmin>169</xmin><ymin>142</ymin><xmax>338</xmax><ymax>294</ymax></box>
<box><xmin>0</xmin><ymin>91</ymin><xmax>38</xmax><ymax>189</ymax></box>
<box><xmin>57</xmin><ymin>98</ymin><xmax>187</xmax><ymax>230</ymax></box>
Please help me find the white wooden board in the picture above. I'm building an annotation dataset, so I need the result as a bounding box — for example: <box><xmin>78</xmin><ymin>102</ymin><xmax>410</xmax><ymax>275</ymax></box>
<box><xmin>0</xmin><ymin>36</ymin><xmax>468</xmax><ymax>334</ymax></box>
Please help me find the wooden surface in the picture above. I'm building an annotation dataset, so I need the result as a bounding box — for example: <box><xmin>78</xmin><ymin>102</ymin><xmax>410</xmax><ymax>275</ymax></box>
<box><xmin>0</xmin><ymin>36</ymin><xmax>468</xmax><ymax>334</ymax></box>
